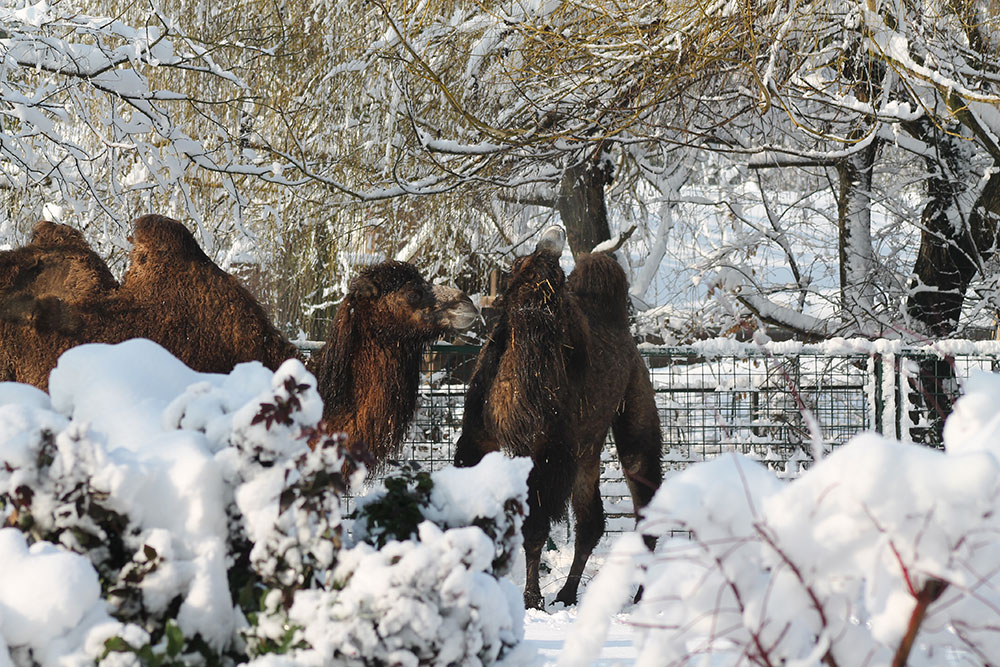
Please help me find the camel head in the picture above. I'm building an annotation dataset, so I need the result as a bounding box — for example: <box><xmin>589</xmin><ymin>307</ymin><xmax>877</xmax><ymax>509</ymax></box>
<box><xmin>504</xmin><ymin>229</ymin><xmax>568</xmax><ymax>314</ymax></box>
<box><xmin>344</xmin><ymin>261</ymin><xmax>478</xmax><ymax>341</ymax></box>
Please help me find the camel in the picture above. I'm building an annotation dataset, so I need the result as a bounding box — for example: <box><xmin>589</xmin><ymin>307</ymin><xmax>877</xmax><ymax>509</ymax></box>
<box><xmin>308</xmin><ymin>260</ymin><xmax>480</xmax><ymax>467</ymax></box>
<box><xmin>454</xmin><ymin>229</ymin><xmax>663</xmax><ymax>609</ymax></box>
<box><xmin>0</xmin><ymin>221</ymin><xmax>118</xmax><ymax>334</ymax></box>
<box><xmin>121</xmin><ymin>215</ymin><xmax>299</xmax><ymax>373</ymax></box>
<box><xmin>0</xmin><ymin>215</ymin><xmax>478</xmax><ymax>469</ymax></box>
<box><xmin>0</xmin><ymin>216</ymin><xmax>297</xmax><ymax>388</ymax></box>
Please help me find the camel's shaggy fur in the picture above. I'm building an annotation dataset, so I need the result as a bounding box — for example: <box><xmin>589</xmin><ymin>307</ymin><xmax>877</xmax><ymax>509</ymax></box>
<box><xmin>308</xmin><ymin>260</ymin><xmax>478</xmax><ymax>468</ymax></box>
<box><xmin>0</xmin><ymin>215</ymin><xmax>296</xmax><ymax>388</ymax></box>
<box><xmin>0</xmin><ymin>221</ymin><xmax>118</xmax><ymax>333</ymax></box>
<box><xmin>0</xmin><ymin>216</ymin><xmax>477</xmax><ymax>471</ymax></box>
<box><xmin>122</xmin><ymin>215</ymin><xmax>298</xmax><ymax>373</ymax></box>
<box><xmin>0</xmin><ymin>221</ymin><xmax>121</xmax><ymax>387</ymax></box>
<box><xmin>454</xmin><ymin>237</ymin><xmax>662</xmax><ymax>609</ymax></box>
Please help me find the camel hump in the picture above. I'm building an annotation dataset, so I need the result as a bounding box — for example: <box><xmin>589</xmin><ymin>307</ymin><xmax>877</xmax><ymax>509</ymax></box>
<box><xmin>29</xmin><ymin>221</ymin><xmax>88</xmax><ymax>249</ymax></box>
<box><xmin>130</xmin><ymin>214</ymin><xmax>211</xmax><ymax>263</ymax></box>
<box><xmin>567</xmin><ymin>252</ymin><xmax>629</xmax><ymax>325</ymax></box>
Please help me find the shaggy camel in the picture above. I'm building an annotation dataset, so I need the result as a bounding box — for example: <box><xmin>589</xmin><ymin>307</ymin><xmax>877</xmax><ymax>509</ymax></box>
<box><xmin>0</xmin><ymin>221</ymin><xmax>122</xmax><ymax>386</ymax></box>
<box><xmin>309</xmin><ymin>260</ymin><xmax>480</xmax><ymax>467</ymax></box>
<box><xmin>0</xmin><ymin>221</ymin><xmax>118</xmax><ymax>334</ymax></box>
<box><xmin>0</xmin><ymin>215</ymin><xmax>296</xmax><ymax>388</ymax></box>
<box><xmin>0</xmin><ymin>215</ymin><xmax>478</xmax><ymax>469</ymax></box>
<box><xmin>454</xmin><ymin>230</ymin><xmax>663</xmax><ymax>609</ymax></box>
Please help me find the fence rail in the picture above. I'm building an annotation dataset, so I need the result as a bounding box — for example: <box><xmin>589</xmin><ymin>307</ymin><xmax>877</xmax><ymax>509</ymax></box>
<box><xmin>301</xmin><ymin>339</ymin><xmax>1000</xmax><ymax>533</ymax></box>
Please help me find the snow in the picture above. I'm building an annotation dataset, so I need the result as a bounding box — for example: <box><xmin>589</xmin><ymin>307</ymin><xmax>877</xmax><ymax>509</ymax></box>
<box><xmin>1</xmin><ymin>339</ymin><xmax>1000</xmax><ymax>664</ymax></box>
<box><xmin>570</xmin><ymin>379</ymin><xmax>1000</xmax><ymax>665</ymax></box>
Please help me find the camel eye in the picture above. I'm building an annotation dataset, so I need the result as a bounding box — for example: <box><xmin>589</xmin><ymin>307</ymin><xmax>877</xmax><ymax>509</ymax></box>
<box><xmin>404</xmin><ymin>286</ymin><xmax>425</xmax><ymax>306</ymax></box>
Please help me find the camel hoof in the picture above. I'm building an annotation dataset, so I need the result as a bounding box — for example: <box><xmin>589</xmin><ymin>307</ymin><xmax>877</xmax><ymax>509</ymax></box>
<box><xmin>524</xmin><ymin>591</ymin><xmax>544</xmax><ymax>610</ymax></box>
<box><xmin>554</xmin><ymin>588</ymin><xmax>578</xmax><ymax>607</ymax></box>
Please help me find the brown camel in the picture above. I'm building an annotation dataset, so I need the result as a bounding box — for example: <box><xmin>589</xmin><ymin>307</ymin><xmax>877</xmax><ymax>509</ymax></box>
<box><xmin>0</xmin><ymin>221</ymin><xmax>118</xmax><ymax>334</ymax></box>
<box><xmin>0</xmin><ymin>221</ymin><xmax>122</xmax><ymax>386</ymax></box>
<box><xmin>0</xmin><ymin>215</ymin><xmax>478</xmax><ymax>469</ymax></box>
<box><xmin>454</xmin><ymin>229</ymin><xmax>663</xmax><ymax>609</ymax></box>
<box><xmin>308</xmin><ymin>260</ymin><xmax>479</xmax><ymax>468</ymax></box>
<box><xmin>0</xmin><ymin>215</ymin><xmax>296</xmax><ymax>388</ymax></box>
<box><xmin>121</xmin><ymin>215</ymin><xmax>298</xmax><ymax>373</ymax></box>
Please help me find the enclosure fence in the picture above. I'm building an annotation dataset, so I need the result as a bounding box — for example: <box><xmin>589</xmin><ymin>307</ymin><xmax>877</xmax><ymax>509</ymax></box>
<box><xmin>301</xmin><ymin>339</ymin><xmax>1000</xmax><ymax>533</ymax></box>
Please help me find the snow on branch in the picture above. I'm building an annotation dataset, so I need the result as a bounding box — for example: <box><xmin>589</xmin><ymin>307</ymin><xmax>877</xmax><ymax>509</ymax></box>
<box><xmin>738</xmin><ymin>292</ymin><xmax>833</xmax><ymax>338</ymax></box>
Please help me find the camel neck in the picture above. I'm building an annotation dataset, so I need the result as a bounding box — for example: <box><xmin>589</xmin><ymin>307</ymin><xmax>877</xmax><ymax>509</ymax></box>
<box><xmin>314</xmin><ymin>337</ymin><xmax>424</xmax><ymax>464</ymax></box>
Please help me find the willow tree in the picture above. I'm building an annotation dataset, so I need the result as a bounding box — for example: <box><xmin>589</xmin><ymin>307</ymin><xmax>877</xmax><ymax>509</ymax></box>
<box><xmin>345</xmin><ymin>0</ymin><xmax>999</xmax><ymax>339</ymax></box>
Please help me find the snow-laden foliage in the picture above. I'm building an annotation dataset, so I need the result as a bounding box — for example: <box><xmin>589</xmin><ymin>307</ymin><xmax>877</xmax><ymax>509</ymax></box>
<box><xmin>569</xmin><ymin>369</ymin><xmax>1000</xmax><ymax>666</ymax></box>
<box><xmin>241</xmin><ymin>453</ymin><xmax>530</xmax><ymax>667</ymax></box>
<box><xmin>253</xmin><ymin>521</ymin><xmax>525</xmax><ymax>667</ymax></box>
<box><xmin>0</xmin><ymin>339</ymin><xmax>529</xmax><ymax>666</ymax></box>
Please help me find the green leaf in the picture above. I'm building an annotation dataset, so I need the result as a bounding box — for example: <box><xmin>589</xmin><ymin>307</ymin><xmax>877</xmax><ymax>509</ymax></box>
<box><xmin>103</xmin><ymin>636</ymin><xmax>131</xmax><ymax>655</ymax></box>
<box><xmin>165</xmin><ymin>620</ymin><xmax>185</xmax><ymax>657</ymax></box>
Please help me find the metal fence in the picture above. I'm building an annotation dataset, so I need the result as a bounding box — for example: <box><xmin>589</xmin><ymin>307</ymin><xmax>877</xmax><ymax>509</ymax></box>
<box><xmin>308</xmin><ymin>339</ymin><xmax>1000</xmax><ymax>532</ymax></box>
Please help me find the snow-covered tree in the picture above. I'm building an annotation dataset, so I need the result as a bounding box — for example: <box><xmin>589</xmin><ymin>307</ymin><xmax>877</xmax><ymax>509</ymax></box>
<box><xmin>348</xmin><ymin>0</ymin><xmax>999</xmax><ymax>339</ymax></box>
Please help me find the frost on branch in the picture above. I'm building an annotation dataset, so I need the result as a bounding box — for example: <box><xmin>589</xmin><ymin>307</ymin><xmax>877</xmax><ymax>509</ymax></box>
<box><xmin>574</xmin><ymin>369</ymin><xmax>1000</xmax><ymax>666</ymax></box>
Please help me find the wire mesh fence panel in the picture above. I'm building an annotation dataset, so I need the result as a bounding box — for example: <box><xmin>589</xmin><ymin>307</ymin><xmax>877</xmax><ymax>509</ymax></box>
<box><xmin>890</xmin><ymin>350</ymin><xmax>1000</xmax><ymax>446</ymax></box>
<box><xmin>644</xmin><ymin>349</ymin><xmax>872</xmax><ymax>475</ymax></box>
<box><xmin>398</xmin><ymin>345</ymin><xmax>481</xmax><ymax>472</ymax></box>
<box><xmin>296</xmin><ymin>340</ymin><xmax>1000</xmax><ymax>534</ymax></box>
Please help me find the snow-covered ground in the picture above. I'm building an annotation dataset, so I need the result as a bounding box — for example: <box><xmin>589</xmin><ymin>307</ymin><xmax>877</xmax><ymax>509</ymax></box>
<box><xmin>523</xmin><ymin>610</ymin><xmax>637</xmax><ymax>665</ymax></box>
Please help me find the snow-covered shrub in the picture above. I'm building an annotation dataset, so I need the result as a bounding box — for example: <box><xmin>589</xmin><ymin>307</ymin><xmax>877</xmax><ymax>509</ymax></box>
<box><xmin>245</xmin><ymin>453</ymin><xmax>532</xmax><ymax>665</ymax></box>
<box><xmin>271</xmin><ymin>522</ymin><xmax>525</xmax><ymax>667</ymax></box>
<box><xmin>354</xmin><ymin>454</ymin><xmax>530</xmax><ymax>576</ymax></box>
<box><xmin>567</xmin><ymin>369</ymin><xmax>1000</xmax><ymax>667</ymax></box>
<box><xmin>0</xmin><ymin>528</ymin><xmax>148</xmax><ymax>667</ymax></box>
<box><xmin>0</xmin><ymin>340</ymin><xmax>531</xmax><ymax>666</ymax></box>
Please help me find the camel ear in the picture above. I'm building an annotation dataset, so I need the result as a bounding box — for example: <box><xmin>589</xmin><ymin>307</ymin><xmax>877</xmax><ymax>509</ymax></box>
<box><xmin>350</xmin><ymin>274</ymin><xmax>379</xmax><ymax>300</ymax></box>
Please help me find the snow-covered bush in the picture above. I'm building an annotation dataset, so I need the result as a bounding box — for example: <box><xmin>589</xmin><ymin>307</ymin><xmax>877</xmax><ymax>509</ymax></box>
<box><xmin>567</xmin><ymin>370</ymin><xmax>1000</xmax><ymax>667</ymax></box>
<box><xmin>0</xmin><ymin>340</ymin><xmax>530</xmax><ymax>666</ymax></box>
<box><xmin>243</xmin><ymin>453</ymin><xmax>531</xmax><ymax>666</ymax></box>
<box><xmin>355</xmin><ymin>455</ymin><xmax>530</xmax><ymax>576</ymax></box>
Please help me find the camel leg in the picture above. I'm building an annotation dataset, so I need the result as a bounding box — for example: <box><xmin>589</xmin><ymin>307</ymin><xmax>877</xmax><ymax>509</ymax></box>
<box><xmin>522</xmin><ymin>508</ymin><xmax>550</xmax><ymax>610</ymax></box>
<box><xmin>611</xmin><ymin>369</ymin><xmax>663</xmax><ymax>602</ymax></box>
<box><xmin>611</xmin><ymin>367</ymin><xmax>663</xmax><ymax>516</ymax></box>
<box><xmin>522</xmin><ymin>436</ymin><xmax>577</xmax><ymax>609</ymax></box>
<box><xmin>555</xmin><ymin>459</ymin><xmax>604</xmax><ymax>606</ymax></box>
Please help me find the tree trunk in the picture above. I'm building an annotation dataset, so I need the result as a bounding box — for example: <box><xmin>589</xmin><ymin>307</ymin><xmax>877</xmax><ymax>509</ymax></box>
<box><xmin>557</xmin><ymin>158</ymin><xmax>613</xmax><ymax>258</ymax></box>
<box><xmin>905</xmin><ymin>124</ymin><xmax>1000</xmax><ymax>337</ymax></box>
<box><xmin>836</xmin><ymin>139</ymin><xmax>880</xmax><ymax>333</ymax></box>
<box><xmin>309</xmin><ymin>221</ymin><xmax>335</xmax><ymax>340</ymax></box>
<box><xmin>902</xmin><ymin>121</ymin><xmax>1000</xmax><ymax>446</ymax></box>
